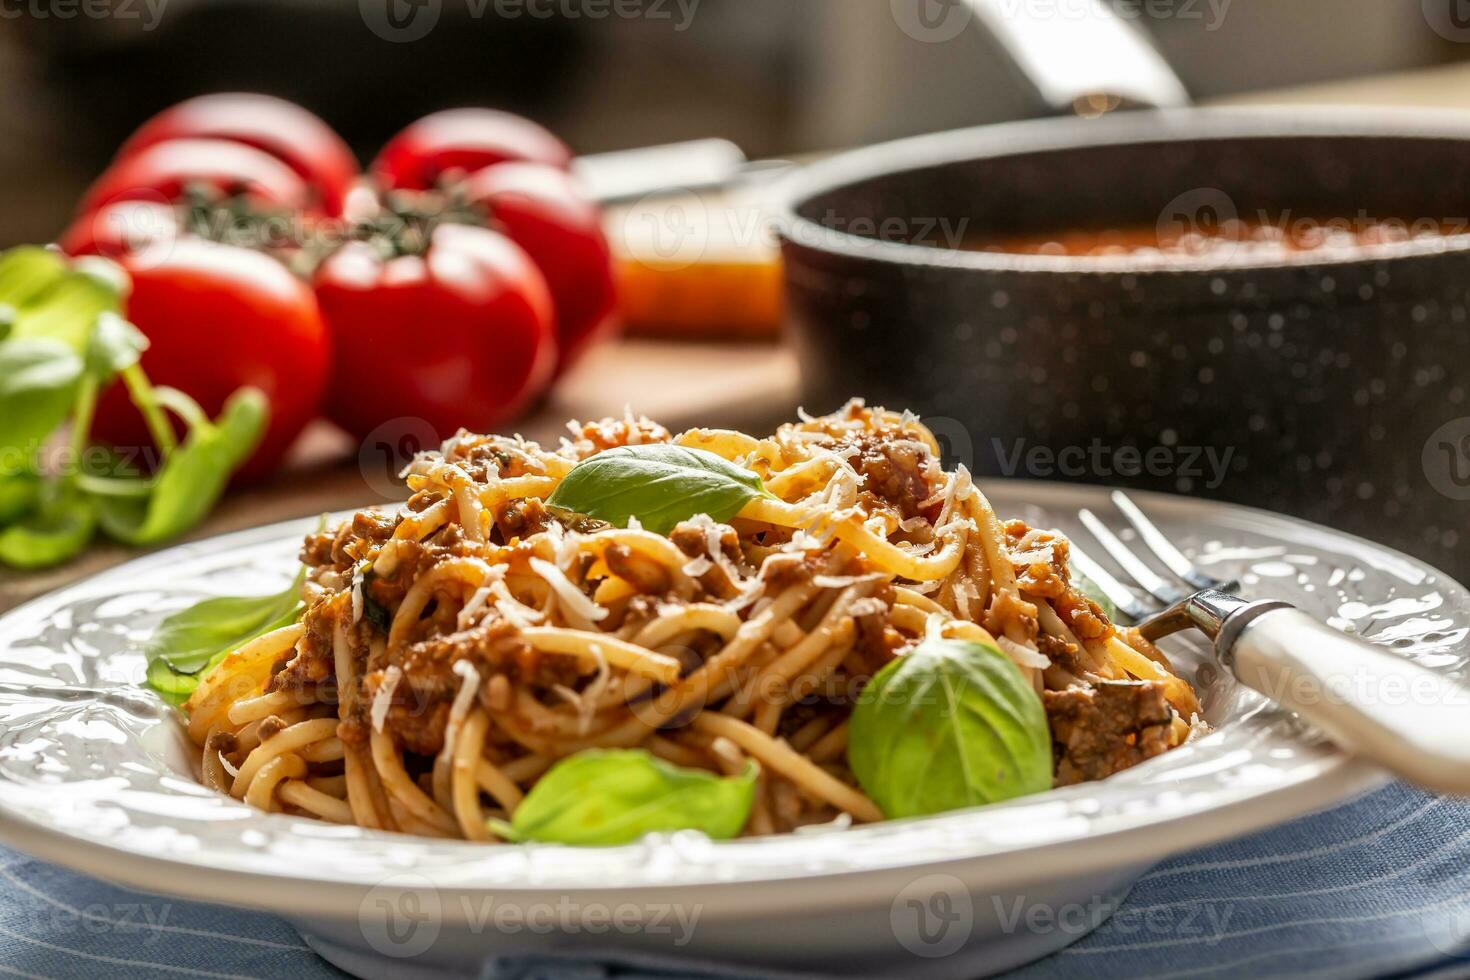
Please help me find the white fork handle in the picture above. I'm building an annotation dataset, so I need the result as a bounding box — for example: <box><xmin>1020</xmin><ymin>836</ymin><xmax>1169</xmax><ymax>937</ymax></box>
<box><xmin>1230</xmin><ymin>608</ymin><xmax>1470</xmax><ymax>795</ymax></box>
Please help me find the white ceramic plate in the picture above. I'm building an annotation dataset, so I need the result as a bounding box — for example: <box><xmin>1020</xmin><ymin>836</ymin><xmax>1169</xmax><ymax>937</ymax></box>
<box><xmin>1</xmin><ymin>481</ymin><xmax>1465</xmax><ymax>979</ymax></box>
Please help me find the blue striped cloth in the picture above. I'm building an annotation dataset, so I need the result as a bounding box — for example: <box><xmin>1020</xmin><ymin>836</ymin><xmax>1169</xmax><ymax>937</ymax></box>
<box><xmin>2</xmin><ymin>782</ymin><xmax>1468</xmax><ymax>979</ymax></box>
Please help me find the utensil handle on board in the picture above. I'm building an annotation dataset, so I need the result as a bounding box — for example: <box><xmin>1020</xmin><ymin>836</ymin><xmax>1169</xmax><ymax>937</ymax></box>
<box><xmin>576</xmin><ymin>139</ymin><xmax>794</xmax><ymax>205</ymax></box>
<box><xmin>1227</xmin><ymin>607</ymin><xmax>1470</xmax><ymax>795</ymax></box>
<box><xmin>963</xmin><ymin>0</ymin><xmax>1191</xmax><ymax>112</ymax></box>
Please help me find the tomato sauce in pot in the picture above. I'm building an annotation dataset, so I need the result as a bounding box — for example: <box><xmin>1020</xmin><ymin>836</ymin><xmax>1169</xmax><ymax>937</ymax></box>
<box><xmin>964</xmin><ymin>214</ymin><xmax>1470</xmax><ymax>260</ymax></box>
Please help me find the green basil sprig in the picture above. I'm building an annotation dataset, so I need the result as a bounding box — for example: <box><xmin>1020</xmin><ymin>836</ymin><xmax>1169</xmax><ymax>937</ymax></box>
<box><xmin>85</xmin><ymin>311</ymin><xmax>147</xmax><ymax>379</ymax></box>
<box><xmin>0</xmin><ymin>338</ymin><xmax>84</xmax><ymax>452</ymax></box>
<box><xmin>96</xmin><ymin>387</ymin><xmax>268</xmax><ymax>547</ymax></box>
<box><xmin>490</xmin><ymin>749</ymin><xmax>758</xmax><ymax>846</ymax></box>
<box><xmin>849</xmin><ymin>638</ymin><xmax>1052</xmax><ymax>819</ymax></box>
<box><xmin>546</xmin><ymin>444</ymin><xmax>774</xmax><ymax>535</ymax></box>
<box><xmin>0</xmin><ymin>248</ymin><xmax>123</xmax><ymax>355</ymax></box>
<box><xmin>0</xmin><ymin>468</ymin><xmax>40</xmax><ymax>525</ymax></box>
<box><xmin>144</xmin><ymin>562</ymin><xmax>307</xmax><ymax>707</ymax></box>
<box><xmin>0</xmin><ymin>487</ymin><xmax>97</xmax><ymax>570</ymax></box>
<box><xmin>0</xmin><ymin>246</ymin><xmax>265</xmax><ymax>570</ymax></box>
<box><xmin>0</xmin><ymin>247</ymin><xmax>72</xmax><ymax>314</ymax></box>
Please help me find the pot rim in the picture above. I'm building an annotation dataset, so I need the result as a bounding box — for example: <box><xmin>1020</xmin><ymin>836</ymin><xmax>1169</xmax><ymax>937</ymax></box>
<box><xmin>773</xmin><ymin>106</ymin><xmax>1470</xmax><ymax>276</ymax></box>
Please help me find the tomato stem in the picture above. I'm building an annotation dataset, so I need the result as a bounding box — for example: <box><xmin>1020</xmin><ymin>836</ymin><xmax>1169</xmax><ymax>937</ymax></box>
<box><xmin>152</xmin><ymin>386</ymin><xmax>213</xmax><ymax>433</ymax></box>
<box><xmin>122</xmin><ymin>363</ymin><xmax>179</xmax><ymax>457</ymax></box>
<box><xmin>66</xmin><ymin>377</ymin><xmax>99</xmax><ymax>487</ymax></box>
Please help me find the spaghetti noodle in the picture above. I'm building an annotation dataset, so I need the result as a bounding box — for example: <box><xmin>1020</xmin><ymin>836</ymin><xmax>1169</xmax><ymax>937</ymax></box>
<box><xmin>185</xmin><ymin>401</ymin><xmax>1202</xmax><ymax>838</ymax></box>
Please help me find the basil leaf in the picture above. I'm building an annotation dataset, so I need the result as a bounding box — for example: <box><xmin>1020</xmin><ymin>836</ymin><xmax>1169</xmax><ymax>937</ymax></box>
<box><xmin>84</xmin><ymin>312</ymin><xmax>147</xmax><ymax>380</ymax></box>
<box><xmin>0</xmin><ymin>487</ymin><xmax>96</xmax><ymax>570</ymax></box>
<box><xmin>546</xmin><ymin>444</ymin><xmax>774</xmax><ymax>535</ymax></box>
<box><xmin>492</xmin><ymin>750</ymin><xmax>757</xmax><ymax>846</ymax></box>
<box><xmin>0</xmin><ymin>247</ymin><xmax>70</xmax><ymax>310</ymax></box>
<box><xmin>358</xmin><ymin>568</ymin><xmax>393</xmax><ymax>634</ymax></box>
<box><xmin>0</xmin><ymin>469</ymin><xmax>41</xmax><ymax>526</ymax></box>
<box><xmin>545</xmin><ymin>505</ymin><xmax>612</xmax><ymax>534</ymax></box>
<box><xmin>1073</xmin><ymin>568</ymin><xmax>1121</xmax><ymax>623</ymax></box>
<box><xmin>849</xmin><ymin>637</ymin><xmax>1052</xmax><ymax>819</ymax></box>
<box><xmin>9</xmin><ymin>264</ymin><xmax>122</xmax><ymax>353</ymax></box>
<box><xmin>98</xmin><ymin>387</ymin><xmax>268</xmax><ymax>547</ymax></box>
<box><xmin>0</xmin><ymin>337</ymin><xmax>84</xmax><ymax>453</ymax></box>
<box><xmin>144</xmin><ymin>564</ymin><xmax>307</xmax><ymax>707</ymax></box>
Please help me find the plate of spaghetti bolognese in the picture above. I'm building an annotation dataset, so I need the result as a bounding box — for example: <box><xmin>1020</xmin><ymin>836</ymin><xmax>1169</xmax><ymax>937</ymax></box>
<box><xmin>0</xmin><ymin>403</ymin><xmax>1463</xmax><ymax>978</ymax></box>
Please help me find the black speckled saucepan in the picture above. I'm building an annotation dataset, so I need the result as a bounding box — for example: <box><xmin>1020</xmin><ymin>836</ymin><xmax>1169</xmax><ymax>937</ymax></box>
<box><xmin>775</xmin><ymin>108</ymin><xmax>1470</xmax><ymax>579</ymax></box>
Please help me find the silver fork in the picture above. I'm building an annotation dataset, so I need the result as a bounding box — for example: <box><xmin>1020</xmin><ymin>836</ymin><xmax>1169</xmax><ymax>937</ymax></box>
<box><xmin>1074</xmin><ymin>490</ymin><xmax>1470</xmax><ymax>796</ymax></box>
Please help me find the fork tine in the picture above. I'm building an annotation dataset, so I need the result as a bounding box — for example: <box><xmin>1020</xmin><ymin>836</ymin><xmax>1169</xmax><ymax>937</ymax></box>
<box><xmin>1110</xmin><ymin>491</ymin><xmax>1238</xmax><ymax>593</ymax></box>
<box><xmin>1070</xmin><ymin>544</ymin><xmax>1157</xmax><ymax>623</ymax></box>
<box><xmin>1077</xmin><ymin>508</ymin><xmax>1191</xmax><ymax>606</ymax></box>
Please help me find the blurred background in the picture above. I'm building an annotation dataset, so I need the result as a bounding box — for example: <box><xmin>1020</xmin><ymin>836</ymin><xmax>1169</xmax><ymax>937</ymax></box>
<box><xmin>4</xmin><ymin>0</ymin><xmax>1470</xmax><ymax>247</ymax></box>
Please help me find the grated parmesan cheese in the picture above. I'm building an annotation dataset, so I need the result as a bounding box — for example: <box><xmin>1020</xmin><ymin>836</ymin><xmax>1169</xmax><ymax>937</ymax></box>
<box><xmin>562</xmin><ymin>643</ymin><xmax>611</xmax><ymax>736</ymax></box>
<box><xmin>457</xmin><ymin>586</ymin><xmax>493</xmax><ymax>631</ymax></box>
<box><xmin>998</xmin><ymin>637</ymin><xmax>1051</xmax><ymax>670</ymax></box>
<box><xmin>371</xmin><ymin>665</ymin><xmax>403</xmax><ymax>733</ymax></box>
<box><xmin>813</xmin><ymin>572</ymin><xmax>887</xmax><ymax>590</ymax></box>
<box><xmin>492</xmin><ymin>580</ymin><xmax>543</xmax><ymax>629</ymax></box>
<box><xmin>682</xmin><ymin>556</ymin><xmax>714</xmax><ymax>578</ymax></box>
<box><xmin>398</xmin><ymin>456</ymin><xmax>437</xmax><ymax>481</ymax></box>
<box><xmin>724</xmin><ymin>579</ymin><xmax>766</xmax><ymax>612</ymax></box>
<box><xmin>953</xmin><ymin>580</ymin><xmax>973</xmax><ymax>621</ymax></box>
<box><xmin>530</xmin><ymin>557</ymin><xmax>608</xmax><ymax>623</ymax></box>
<box><xmin>794</xmin><ymin>811</ymin><xmax>854</xmax><ymax>835</ymax></box>
<box><xmin>351</xmin><ymin>572</ymin><xmax>364</xmax><ymax>625</ymax></box>
<box><xmin>623</xmin><ymin>405</ymin><xmax>644</xmax><ymax>445</ymax></box>
<box><xmin>437</xmin><ymin>659</ymin><xmax>483</xmax><ymax>767</ymax></box>
<box><xmin>686</xmin><ymin>513</ymin><xmax>749</xmax><ymax>586</ymax></box>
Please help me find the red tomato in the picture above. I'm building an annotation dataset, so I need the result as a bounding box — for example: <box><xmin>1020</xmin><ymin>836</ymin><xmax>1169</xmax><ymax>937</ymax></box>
<box><xmin>59</xmin><ymin>198</ymin><xmax>182</xmax><ymax>261</ymax></box>
<box><xmin>463</xmin><ymin>163</ymin><xmax>618</xmax><ymax>373</ymax></box>
<box><xmin>92</xmin><ymin>239</ymin><xmax>331</xmax><ymax>479</ymax></box>
<box><xmin>117</xmin><ymin>94</ymin><xmax>359</xmax><ymax>217</ymax></box>
<box><xmin>315</xmin><ymin>223</ymin><xmax>556</xmax><ymax>441</ymax></box>
<box><xmin>371</xmin><ymin>109</ymin><xmax>571</xmax><ymax>192</ymax></box>
<box><xmin>77</xmin><ymin>138</ymin><xmax>315</xmax><ymax>218</ymax></box>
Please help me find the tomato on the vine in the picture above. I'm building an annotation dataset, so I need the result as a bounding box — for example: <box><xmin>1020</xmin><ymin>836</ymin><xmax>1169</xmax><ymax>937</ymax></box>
<box><xmin>117</xmin><ymin>94</ymin><xmax>359</xmax><ymax>216</ymax></box>
<box><xmin>77</xmin><ymin>138</ymin><xmax>317</xmax><ymax>218</ymax></box>
<box><xmin>59</xmin><ymin>199</ymin><xmax>182</xmax><ymax>262</ymax></box>
<box><xmin>90</xmin><ymin>238</ymin><xmax>332</xmax><ymax>480</ymax></box>
<box><xmin>371</xmin><ymin>109</ymin><xmax>571</xmax><ymax>191</ymax></box>
<box><xmin>463</xmin><ymin>162</ymin><xmax>618</xmax><ymax>373</ymax></box>
<box><xmin>314</xmin><ymin>221</ymin><xmax>556</xmax><ymax>442</ymax></box>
